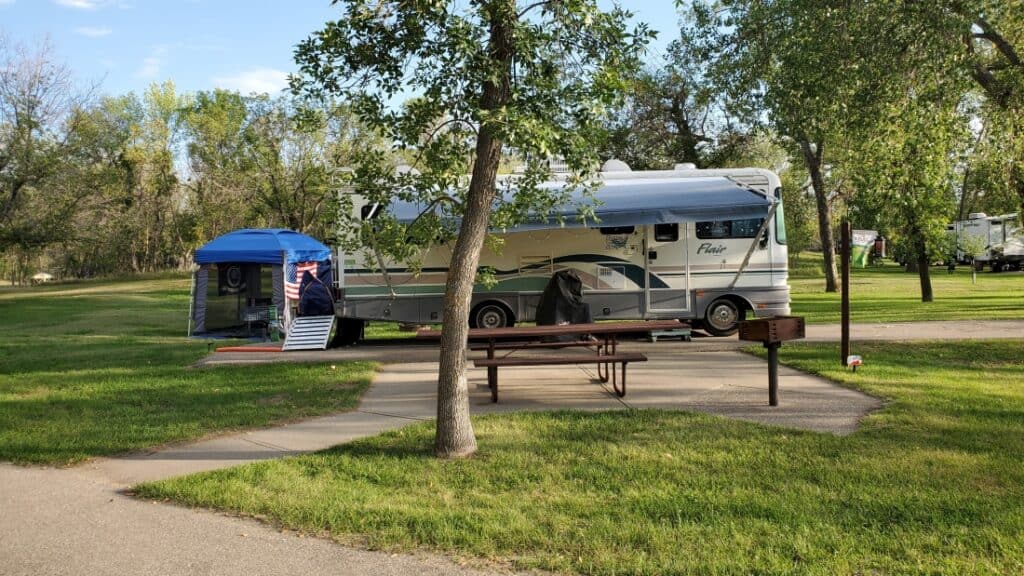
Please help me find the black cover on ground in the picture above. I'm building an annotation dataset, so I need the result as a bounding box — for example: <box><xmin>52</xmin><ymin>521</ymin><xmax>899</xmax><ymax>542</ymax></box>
<box><xmin>535</xmin><ymin>270</ymin><xmax>592</xmax><ymax>341</ymax></box>
<box><xmin>298</xmin><ymin>270</ymin><xmax>335</xmax><ymax>316</ymax></box>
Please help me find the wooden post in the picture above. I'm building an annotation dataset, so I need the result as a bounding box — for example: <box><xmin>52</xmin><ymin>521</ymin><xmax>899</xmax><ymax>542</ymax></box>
<box><xmin>841</xmin><ymin>221</ymin><xmax>851</xmax><ymax>365</ymax></box>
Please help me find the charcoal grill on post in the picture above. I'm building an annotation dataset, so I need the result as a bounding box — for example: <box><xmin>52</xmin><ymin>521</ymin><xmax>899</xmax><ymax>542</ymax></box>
<box><xmin>738</xmin><ymin>316</ymin><xmax>806</xmax><ymax>406</ymax></box>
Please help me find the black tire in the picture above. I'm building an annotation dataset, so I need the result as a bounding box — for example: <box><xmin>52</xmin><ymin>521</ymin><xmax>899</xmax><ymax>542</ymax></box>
<box><xmin>703</xmin><ymin>297</ymin><xmax>743</xmax><ymax>337</ymax></box>
<box><xmin>331</xmin><ymin>318</ymin><xmax>365</xmax><ymax>347</ymax></box>
<box><xmin>470</xmin><ymin>302</ymin><xmax>514</xmax><ymax>329</ymax></box>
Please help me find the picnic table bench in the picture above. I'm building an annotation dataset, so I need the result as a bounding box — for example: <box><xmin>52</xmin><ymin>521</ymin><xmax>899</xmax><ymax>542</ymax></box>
<box><xmin>416</xmin><ymin>320</ymin><xmax>686</xmax><ymax>402</ymax></box>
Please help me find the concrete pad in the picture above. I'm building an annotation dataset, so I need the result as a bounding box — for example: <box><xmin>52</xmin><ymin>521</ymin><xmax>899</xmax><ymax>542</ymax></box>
<box><xmin>620</xmin><ymin>350</ymin><xmax>882</xmax><ymax>435</ymax></box>
<box><xmin>455</xmin><ymin>349</ymin><xmax>881</xmax><ymax>435</ymax></box>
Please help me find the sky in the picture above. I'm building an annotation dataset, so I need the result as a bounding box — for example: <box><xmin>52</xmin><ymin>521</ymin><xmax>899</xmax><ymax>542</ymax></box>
<box><xmin>0</xmin><ymin>0</ymin><xmax>681</xmax><ymax>98</ymax></box>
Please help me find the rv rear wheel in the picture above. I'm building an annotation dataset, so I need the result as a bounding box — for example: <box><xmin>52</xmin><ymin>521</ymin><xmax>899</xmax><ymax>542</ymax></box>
<box><xmin>471</xmin><ymin>302</ymin><xmax>513</xmax><ymax>329</ymax></box>
<box><xmin>703</xmin><ymin>298</ymin><xmax>743</xmax><ymax>337</ymax></box>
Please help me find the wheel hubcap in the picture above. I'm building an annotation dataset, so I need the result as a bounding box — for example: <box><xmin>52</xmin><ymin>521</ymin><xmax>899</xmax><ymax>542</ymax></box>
<box><xmin>710</xmin><ymin>304</ymin><xmax>737</xmax><ymax>330</ymax></box>
<box><xmin>479</xmin><ymin>308</ymin><xmax>505</xmax><ymax>328</ymax></box>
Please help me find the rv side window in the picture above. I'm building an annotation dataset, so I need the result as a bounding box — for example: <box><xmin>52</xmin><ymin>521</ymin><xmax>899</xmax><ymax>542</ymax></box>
<box><xmin>696</xmin><ymin>218</ymin><xmax>765</xmax><ymax>239</ymax></box>
<box><xmin>599</xmin><ymin>226</ymin><xmax>635</xmax><ymax>235</ymax></box>
<box><xmin>654</xmin><ymin>223</ymin><xmax>679</xmax><ymax>242</ymax></box>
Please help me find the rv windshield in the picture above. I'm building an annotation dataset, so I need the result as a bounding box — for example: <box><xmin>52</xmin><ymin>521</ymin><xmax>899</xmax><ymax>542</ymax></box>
<box><xmin>774</xmin><ymin>188</ymin><xmax>786</xmax><ymax>244</ymax></box>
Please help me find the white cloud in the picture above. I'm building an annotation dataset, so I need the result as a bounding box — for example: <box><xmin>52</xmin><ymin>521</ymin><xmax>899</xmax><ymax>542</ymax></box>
<box><xmin>135</xmin><ymin>46</ymin><xmax>167</xmax><ymax>79</ymax></box>
<box><xmin>136</xmin><ymin>56</ymin><xmax>160</xmax><ymax>78</ymax></box>
<box><xmin>75</xmin><ymin>26</ymin><xmax>112</xmax><ymax>37</ymax></box>
<box><xmin>55</xmin><ymin>0</ymin><xmax>98</xmax><ymax>8</ymax></box>
<box><xmin>212</xmin><ymin>68</ymin><xmax>289</xmax><ymax>95</ymax></box>
<box><xmin>54</xmin><ymin>0</ymin><xmax>130</xmax><ymax>9</ymax></box>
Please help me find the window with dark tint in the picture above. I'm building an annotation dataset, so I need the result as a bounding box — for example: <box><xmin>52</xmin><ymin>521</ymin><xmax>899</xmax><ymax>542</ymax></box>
<box><xmin>599</xmin><ymin>226</ymin><xmax>635</xmax><ymax>235</ymax></box>
<box><xmin>654</xmin><ymin>223</ymin><xmax>679</xmax><ymax>242</ymax></box>
<box><xmin>695</xmin><ymin>218</ymin><xmax>765</xmax><ymax>239</ymax></box>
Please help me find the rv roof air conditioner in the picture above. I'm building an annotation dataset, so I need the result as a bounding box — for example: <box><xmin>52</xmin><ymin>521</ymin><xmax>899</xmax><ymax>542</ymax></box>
<box><xmin>674</xmin><ymin>163</ymin><xmax>697</xmax><ymax>170</ymax></box>
<box><xmin>601</xmin><ymin>159</ymin><xmax>632</xmax><ymax>172</ymax></box>
<box><xmin>969</xmin><ymin>212</ymin><xmax>988</xmax><ymax>219</ymax></box>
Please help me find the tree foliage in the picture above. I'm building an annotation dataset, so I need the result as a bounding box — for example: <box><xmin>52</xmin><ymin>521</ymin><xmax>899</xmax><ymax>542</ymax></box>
<box><xmin>0</xmin><ymin>36</ymin><xmax>91</xmax><ymax>252</ymax></box>
<box><xmin>294</xmin><ymin>0</ymin><xmax>650</xmax><ymax>457</ymax></box>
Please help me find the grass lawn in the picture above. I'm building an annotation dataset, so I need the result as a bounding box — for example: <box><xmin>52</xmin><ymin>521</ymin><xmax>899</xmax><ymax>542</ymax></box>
<box><xmin>139</xmin><ymin>340</ymin><xmax>1024</xmax><ymax>575</ymax></box>
<box><xmin>0</xmin><ymin>276</ymin><xmax>376</xmax><ymax>465</ymax></box>
<box><xmin>790</xmin><ymin>259</ymin><xmax>1024</xmax><ymax>324</ymax></box>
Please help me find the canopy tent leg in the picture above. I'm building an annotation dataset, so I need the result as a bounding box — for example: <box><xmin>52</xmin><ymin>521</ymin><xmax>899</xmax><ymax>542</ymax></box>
<box><xmin>272</xmin><ymin>263</ymin><xmax>285</xmax><ymax>335</ymax></box>
<box><xmin>187</xmin><ymin>270</ymin><xmax>195</xmax><ymax>337</ymax></box>
<box><xmin>192</xmin><ymin>266</ymin><xmax>207</xmax><ymax>334</ymax></box>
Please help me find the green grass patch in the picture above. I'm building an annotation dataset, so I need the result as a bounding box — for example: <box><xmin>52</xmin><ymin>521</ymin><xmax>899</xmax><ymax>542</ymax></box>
<box><xmin>790</xmin><ymin>259</ymin><xmax>1024</xmax><ymax>324</ymax></box>
<box><xmin>140</xmin><ymin>340</ymin><xmax>1024</xmax><ymax>574</ymax></box>
<box><xmin>0</xmin><ymin>276</ymin><xmax>376</xmax><ymax>465</ymax></box>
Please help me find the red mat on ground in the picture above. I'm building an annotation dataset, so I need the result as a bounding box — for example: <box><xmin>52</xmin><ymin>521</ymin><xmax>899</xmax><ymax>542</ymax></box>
<box><xmin>215</xmin><ymin>346</ymin><xmax>282</xmax><ymax>353</ymax></box>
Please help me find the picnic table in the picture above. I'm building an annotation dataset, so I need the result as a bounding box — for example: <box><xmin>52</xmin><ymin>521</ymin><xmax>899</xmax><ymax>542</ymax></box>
<box><xmin>416</xmin><ymin>319</ymin><xmax>686</xmax><ymax>402</ymax></box>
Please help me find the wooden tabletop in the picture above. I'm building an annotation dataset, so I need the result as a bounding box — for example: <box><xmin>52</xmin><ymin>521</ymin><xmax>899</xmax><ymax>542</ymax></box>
<box><xmin>415</xmin><ymin>319</ymin><xmax>686</xmax><ymax>340</ymax></box>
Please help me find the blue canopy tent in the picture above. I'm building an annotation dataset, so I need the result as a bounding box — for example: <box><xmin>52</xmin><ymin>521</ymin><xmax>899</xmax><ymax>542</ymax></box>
<box><xmin>189</xmin><ymin>229</ymin><xmax>333</xmax><ymax>336</ymax></box>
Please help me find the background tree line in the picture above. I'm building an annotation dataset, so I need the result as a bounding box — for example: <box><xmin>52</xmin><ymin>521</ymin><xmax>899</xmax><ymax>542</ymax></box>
<box><xmin>4</xmin><ymin>0</ymin><xmax>1022</xmax><ymax>298</ymax></box>
<box><xmin>0</xmin><ymin>37</ymin><xmax>380</xmax><ymax>284</ymax></box>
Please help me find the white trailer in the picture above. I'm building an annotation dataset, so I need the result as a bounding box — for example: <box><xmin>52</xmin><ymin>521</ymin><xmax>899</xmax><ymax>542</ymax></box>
<box><xmin>332</xmin><ymin>165</ymin><xmax>791</xmax><ymax>341</ymax></box>
<box><xmin>952</xmin><ymin>212</ymin><xmax>1023</xmax><ymax>271</ymax></box>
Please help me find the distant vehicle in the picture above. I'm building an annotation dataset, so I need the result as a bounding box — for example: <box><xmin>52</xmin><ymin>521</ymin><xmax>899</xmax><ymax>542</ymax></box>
<box><xmin>949</xmin><ymin>212</ymin><xmax>1023</xmax><ymax>272</ymax></box>
<box><xmin>30</xmin><ymin>272</ymin><xmax>53</xmax><ymax>285</ymax></box>
<box><xmin>332</xmin><ymin>163</ymin><xmax>791</xmax><ymax>340</ymax></box>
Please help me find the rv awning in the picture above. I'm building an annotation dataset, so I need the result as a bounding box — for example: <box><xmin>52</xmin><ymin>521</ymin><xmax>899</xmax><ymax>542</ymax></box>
<box><xmin>194</xmin><ymin>228</ymin><xmax>332</xmax><ymax>265</ymax></box>
<box><xmin>388</xmin><ymin>177</ymin><xmax>773</xmax><ymax>232</ymax></box>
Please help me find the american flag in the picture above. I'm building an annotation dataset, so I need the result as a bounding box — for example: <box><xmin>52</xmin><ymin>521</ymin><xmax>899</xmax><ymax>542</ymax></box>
<box><xmin>285</xmin><ymin>261</ymin><xmax>319</xmax><ymax>300</ymax></box>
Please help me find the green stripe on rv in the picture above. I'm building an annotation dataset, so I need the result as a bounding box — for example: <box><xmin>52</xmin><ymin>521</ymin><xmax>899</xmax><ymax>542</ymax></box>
<box><xmin>344</xmin><ymin>276</ymin><xmax>552</xmax><ymax>296</ymax></box>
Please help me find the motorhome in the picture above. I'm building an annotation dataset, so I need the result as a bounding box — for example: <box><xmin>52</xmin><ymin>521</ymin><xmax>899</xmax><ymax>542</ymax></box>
<box><xmin>332</xmin><ymin>164</ymin><xmax>791</xmax><ymax>341</ymax></box>
<box><xmin>950</xmin><ymin>212</ymin><xmax>1023</xmax><ymax>271</ymax></box>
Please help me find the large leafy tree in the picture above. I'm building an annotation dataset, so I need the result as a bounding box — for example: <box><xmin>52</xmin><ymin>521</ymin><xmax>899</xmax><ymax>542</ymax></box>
<box><xmin>849</xmin><ymin>92</ymin><xmax>965</xmax><ymax>301</ymax></box>
<box><xmin>294</xmin><ymin>0</ymin><xmax>649</xmax><ymax>457</ymax></box>
<box><xmin>601</xmin><ymin>41</ymin><xmax>716</xmax><ymax>169</ymax></box>
<box><xmin>0</xmin><ymin>36</ymin><xmax>91</xmax><ymax>252</ymax></box>
<box><xmin>682</xmin><ymin>0</ymin><xmax>908</xmax><ymax>292</ymax></box>
<box><xmin>904</xmin><ymin>1</ymin><xmax>1024</xmax><ymax>216</ymax></box>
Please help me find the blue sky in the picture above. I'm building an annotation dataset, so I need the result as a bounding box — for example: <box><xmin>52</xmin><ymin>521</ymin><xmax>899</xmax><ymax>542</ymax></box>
<box><xmin>0</xmin><ymin>0</ymin><xmax>681</xmax><ymax>97</ymax></box>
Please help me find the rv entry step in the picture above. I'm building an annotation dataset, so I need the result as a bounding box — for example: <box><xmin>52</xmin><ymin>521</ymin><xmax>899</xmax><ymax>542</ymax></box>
<box><xmin>282</xmin><ymin>316</ymin><xmax>336</xmax><ymax>351</ymax></box>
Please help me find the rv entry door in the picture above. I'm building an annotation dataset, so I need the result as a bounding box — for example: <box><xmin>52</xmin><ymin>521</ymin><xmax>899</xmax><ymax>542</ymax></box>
<box><xmin>644</xmin><ymin>223</ymin><xmax>690</xmax><ymax>314</ymax></box>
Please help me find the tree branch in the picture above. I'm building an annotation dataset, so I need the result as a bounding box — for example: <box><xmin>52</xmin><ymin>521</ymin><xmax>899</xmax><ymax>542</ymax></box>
<box><xmin>975</xmin><ymin>18</ymin><xmax>1021</xmax><ymax>67</ymax></box>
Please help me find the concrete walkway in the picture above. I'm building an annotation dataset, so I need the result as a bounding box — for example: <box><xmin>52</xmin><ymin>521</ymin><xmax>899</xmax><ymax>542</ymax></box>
<box><xmin>4</xmin><ymin>318</ymin><xmax>1018</xmax><ymax>575</ymax></box>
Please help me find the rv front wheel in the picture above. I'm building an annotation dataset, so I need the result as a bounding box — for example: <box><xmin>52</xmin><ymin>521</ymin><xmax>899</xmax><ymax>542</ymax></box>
<box><xmin>704</xmin><ymin>298</ymin><xmax>742</xmax><ymax>337</ymax></box>
<box><xmin>471</xmin><ymin>302</ymin><xmax>513</xmax><ymax>329</ymax></box>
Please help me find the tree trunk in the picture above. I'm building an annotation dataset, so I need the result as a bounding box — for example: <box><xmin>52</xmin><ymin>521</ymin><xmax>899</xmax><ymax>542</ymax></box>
<box><xmin>800</xmin><ymin>139</ymin><xmax>839</xmax><ymax>292</ymax></box>
<box><xmin>434</xmin><ymin>1</ymin><xmax>514</xmax><ymax>459</ymax></box>
<box><xmin>914</xmin><ymin>232</ymin><xmax>934</xmax><ymax>302</ymax></box>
